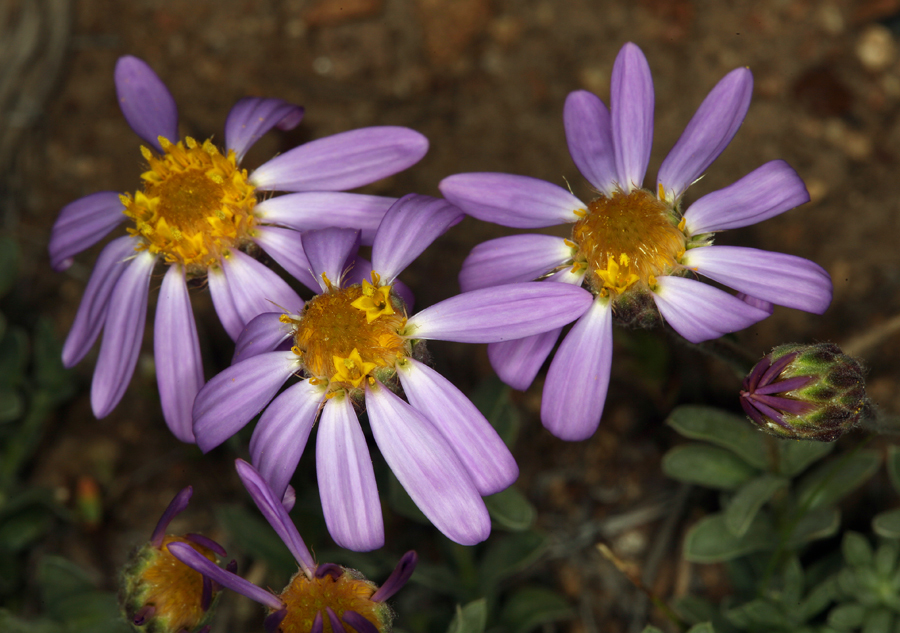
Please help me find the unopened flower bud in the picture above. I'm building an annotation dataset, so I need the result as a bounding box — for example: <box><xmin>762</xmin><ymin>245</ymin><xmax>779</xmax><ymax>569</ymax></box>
<box><xmin>120</xmin><ymin>487</ymin><xmax>226</xmax><ymax>633</ymax></box>
<box><xmin>740</xmin><ymin>343</ymin><xmax>870</xmax><ymax>441</ymax></box>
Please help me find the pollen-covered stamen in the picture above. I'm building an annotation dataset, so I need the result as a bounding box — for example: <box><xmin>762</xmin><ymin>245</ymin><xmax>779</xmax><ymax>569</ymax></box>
<box><xmin>120</xmin><ymin>136</ymin><xmax>257</xmax><ymax>273</ymax></box>
<box><xmin>571</xmin><ymin>188</ymin><xmax>687</xmax><ymax>296</ymax></box>
<box><xmin>351</xmin><ymin>274</ymin><xmax>395</xmax><ymax>323</ymax></box>
<box><xmin>285</xmin><ymin>283</ymin><xmax>409</xmax><ymax>393</ymax></box>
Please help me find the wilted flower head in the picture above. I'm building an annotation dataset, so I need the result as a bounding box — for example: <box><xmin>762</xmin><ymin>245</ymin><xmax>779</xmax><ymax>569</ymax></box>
<box><xmin>741</xmin><ymin>343</ymin><xmax>870</xmax><ymax>441</ymax></box>
<box><xmin>120</xmin><ymin>487</ymin><xmax>227</xmax><ymax>633</ymax></box>
<box><xmin>440</xmin><ymin>42</ymin><xmax>832</xmax><ymax>442</ymax></box>
<box><xmin>170</xmin><ymin>460</ymin><xmax>417</xmax><ymax>633</ymax></box>
<box><xmin>190</xmin><ymin>194</ymin><xmax>593</xmax><ymax>549</ymax></box>
<box><xmin>49</xmin><ymin>56</ymin><xmax>428</xmax><ymax>442</ymax></box>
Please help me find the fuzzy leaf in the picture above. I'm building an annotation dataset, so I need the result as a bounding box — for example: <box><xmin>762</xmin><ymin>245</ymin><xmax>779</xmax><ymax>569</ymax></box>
<box><xmin>725</xmin><ymin>474</ymin><xmax>788</xmax><ymax>537</ymax></box>
<box><xmin>684</xmin><ymin>512</ymin><xmax>776</xmax><ymax>563</ymax></box>
<box><xmin>666</xmin><ymin>405</ymin><xmax>769</xmax><ymax>470</ymax></box>
<box><xmin>663</xmin><ymin>444</ymin><xmax>758</xmax><ymax>490</ymax></box>
<box><xmin>786</xmin><ymin>507</ymin><xmax>840</xmax><ymax>546</ymax></box>
<box><xmin>887</xmin><ymin>446</ymin><xmax>900</xmax><ymax>496</ymax></box>
<box><xmin>485</xmin><ymin>486</ymin><xmax>536</xmax><ymax>532</ymax></box>
<box><xmin>872</xmin><ymin>509</ymin><xmax>900</xmax><ymax>539</ymax></box>
<box><xmin>480</xmin><ymin>531</ymin><xmax>548</xmax><ymax>591</ymax></box>
<box><xmin>777</xmin><ymin>439</ymin><xmax>835</xmax><ymax>477</ymax></box>
<box><xmin>447</xmin><ymin>599</ymin><xmax>487</xmax><ymax>633</ymax></box>
<box><xmin>828</xmin><ymin>603</ymin><xmax>865</xmax><ymax>630</ymax></box>
<box><xmin>500</xmin><ymin>586</ymin><xmax>575</xmax><ymax>633</ymax></box>
<box><xmin>796</xmin><ymin>450</ymin><xmax>880</xmax><ymax>512</ymax></box>
<box><xmin>470</xmin><ymin>375</ymin><xmax>521</xmax><ymax>447</ymax></box>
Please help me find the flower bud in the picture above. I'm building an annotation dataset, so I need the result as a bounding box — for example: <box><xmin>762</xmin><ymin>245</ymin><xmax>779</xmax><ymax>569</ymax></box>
<box><xmin>740</xmin><ymin>343</ymin><xmax>870</xmax><ymax>441</ymax></box>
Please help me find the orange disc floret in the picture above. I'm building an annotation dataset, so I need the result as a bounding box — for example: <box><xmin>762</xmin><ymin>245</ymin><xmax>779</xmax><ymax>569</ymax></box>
<box><xmin>275</xmin><ymin>569</ymin><xmax>388</xmax><ymax>633</ymax></box>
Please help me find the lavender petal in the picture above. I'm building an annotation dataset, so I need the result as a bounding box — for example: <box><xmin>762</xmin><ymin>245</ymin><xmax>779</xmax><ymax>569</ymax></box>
<box><xmin>62</xmin><ymin>236</ymin><xmax>138</xmax><ymax>367</ymax></box>
<box><xmin>611</xmin><ymin>43</ymin><xmax>654</xmax><ymax>191</ymax></box>
<box><xmin>487</xmin><ymin>327</ymin><xmax>563</xmax><ymax>391</ymax></box>
<box><xmin>150</xmin><ymin>486</ymin><xmax>192</xmax><ymax>547</ymax></box>
<box><xmin>459</xmin><ymin>234</ymin><xmax>571</xmax><ymax>292</ymax></box>
<box><xmin>317</xmin><ymin>396</ymin><xmax>384</xmax><ymax>551</ymax></box>
<box><xmin>224</xmin><ymin>97</ymin><xmax>304</xmax><ymax>163</ymax></box>
<box><xmin>439</xmin><ymin>173</ymin><xmax>585</xmax><ymax>228</ymax></box>
<box><xmin>90</xmin><ymin>250</ymin><xmax>156</xmax><ymax>418</ymax></box>
<box><xmin>300</xmin><ymin>228</ymin><xmax>360</xmax><ymax>291</ymax></box>
<box><xmin>651</xmin><ymin>276</ymin><xmax>770</xmax><ymax>344</ymax></box>
<box><xmin>192</xmin><ymin>352</ymin><xmax>298</xmax><ymax>453</ymax></box>
<box><xmin>184</xmin><ymin>533</ymin><xmax>227</xmax><ymax>557</ymax></box>
<box><xmin>399</xmin><ymin>359</ymin><xmax>518</xmax><ymax>495</ymax></box>
<box><xmin>221</xmin><ymin>250</ymin><xmax>304</xmax><ymax>332</ymax></box>
<box><xmin>207</xmin><ymin>266</ymin><xmax>244</xmax><ymax>340</ymax></box>
<box><xmin>657</xmin><ymin>67</ymin><xmax>753</xmax><ymax>203</ymax></box>
<box><xmin>114</xmin><ymin>56</ymin><xmax>178</xmax><ymax>152</ymax></box>
<box><xmin>405</xmin><ymin>282</ymin><xmax>592</xmax><ymax>343</ymax></box>
<box><xmin>564</xmin><ymin>90</ymin><xmax>617</xmax><ymax>195</ymax></box>
<box><xmin>342</xmin><ymin>611</ymin><xmax>379</xmax><ymax>633</ymax></box>
<box><xmin>49</xmin><ymin>192</ymin><xmax>126</xmax><ymax>271</ymax></box>
<box><xmin>371</xmin><ymin>194</ymin><xmax>463</xmax><ymax>283</ymax></box>
<box><xmin>737</xmin><ymin>292</ymin><xmax>774</xmax><ymax>316</ymax></box>
<box><xmin>682</xmin><ymin>160</ymin><xmax>810</xmax><ymax>235</ymax></box>
<box><xmin>154</xmin><ymin>266</ymin><xmax>203</xmax><ymax>443</ymax></box>
<box><xmin>251</xmin><ymin>127</ymin><xmax>428</xmax><ymax>192</ymax></box>
<box><xmin>256</xmin><ymin>192</ymin><xmax>396</xmax><ymax>245</ymax></box>
<box><xmin>370</xmin><ymin>550</ymin><xmax>418</xmax><ymax>602</ymax></box>
<box><xmin>253</xmin><ymin>225</ymin><xmax>324</xmax><ymax>292</ymax></box>
<box><xmin>365</xmin><ymin>382</ymin><xmax>490</xmax><ymax>546</ymax></box>
<box><xmin>233</xmin><ymin>312</ymin><xmax>294</xmax><ymax>365</ymax></box>
<box><xmin>541</xmin><ymin>299</ymin><xmax>614</xmax><ymax>441</ymax></box>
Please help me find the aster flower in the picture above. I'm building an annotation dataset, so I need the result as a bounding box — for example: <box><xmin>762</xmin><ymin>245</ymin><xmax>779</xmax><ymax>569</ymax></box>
<box><xmin>191</xmin><ymin>194</ymin><xmax>593</xmax><ymax>550</ymax></box>
<box><xmin>439</xmin><ymin>42</ymin><xmax>833</xmax><ymax>442</ymax></box>
<box><xmin>49</xmin><ymin>56</ymin><xmax>428</xmax><ymax>443</ymax></box>
<box><xmin>169</xmin><ymin>460</ymin><xmax>417</xmax><ymax>633</ymax></box>
<box><xmin>120</xmin><ymin>486</ymin><xmax>228</xmax><ymax>633</ymax></box>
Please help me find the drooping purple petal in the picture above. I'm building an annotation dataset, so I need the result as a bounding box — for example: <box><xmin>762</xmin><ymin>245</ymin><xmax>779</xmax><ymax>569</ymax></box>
<box><xmin>365</xmin><ymin>382</ymin><xmax>490</xmax><ymax>546</ymax></box>
<box><xmin>224</xmin><ymin>97</ymin><xmax>304</xmax><ymax>163</ymax></box>
<box><xmin>266</xmin><ymin>609</ymin><xmax>290</xmax><ymax>633</ymax></box>
<box><xmin>737</xmin><ymin>292</ymin><xmax>774</xmax><ymax>316</ymax></box>
<box><xmin>90</xmin><ymin>250</ymin><xmax>156</xmax><ymax>418</ymax></box>
<box><xmin>114</xmin><ymin>56</ymin><xmax>178</xmax><ymax>153</ymax></box>
<box><xmin>250</xmin><ymin>127</ymin><xmax>428</xmax><ymax>192</ymax></box>
<box><xmin>564</xmin><ymin>90</ymin><xmax>617</xmax><ymax>195</ymax></box>
<box><xmin>150</xmin><ymin>486</ymin><xmax>192</xmax><ymax>547</ymax></box>
<box><xmin>316</xmin><ymin>396</ymin><xmax>384</xmax><ymax>551</ymax></box>
<box><xmin>62</xmin><ymin>236</ymin><xmax>139</xmax><ymax>367</ymax></box>
<box><xmin>439</xmin><ymin>173</ymin><xmax>585</xmax><ymax>228</ymax></box>
<box><xmin>255</xmin><ymin>192</ymin><xmax>396</xmax><ymax>245</ymax></box>
<box><xmin>221</xmin><ymin>250</ymin><xmax>303</xmax><ymax>334</ymax></box>
<box><xmin>657</xmin><ymin>67</ymin><xmax>753</xmax><ymax>203</ymax></box>
<box><xmin>233</xmin><ymin>312</ymin><xmax>294</xmax><ymax>365</ymax></box>
<box><xmin>325</xmin><ymin>608</ymin><xmax>347</xmax><ymax>633</ymax></box>
<box><xmin>234</xmin><ymin>459</ymin><xmax>316</xmax><ymax>575</ymax></box>
<box><xmin>184</xmin><ymin>533</ymin><xmax>227</xmax><ymax>557</ymax></box>
<box><xmin>167</xmin><ymin>542</ymin><xmax>284</xmax><ymax>610</ymax></box>
<box><xmin>342</xmin><ymin>611</ymin><xmax>379</xmax><ymax>633</ymax></box>
<box><xmin>253</xmin><ymin>225</ymin><xmax>320</xmax><ymax>292</ymax></box>
<box><xmin>370</xmin><ymin>550</ymin><xmax>418</xmax><ymax>602</ymax></box>
<box><xmin>192</xmin><ymin>352</ymin><xmax>298</xmax><ymax>453</ymax></box>
<box><xmin>249</xmin><ymin>379</ymin><xmax>324</xmax><ymax>505</ymax></box>
<box><xmin>207</xmin><ymin>266</ymin><xmax>244</xmax><ymax>340</ymax></box>
<box><xmin>682</xmin><ymin>160</ymin><xmax>810</xmax><ymax>235</ymax></box>
<box><xmin>541</xmin><ymin>298</ymin><xmax>614</xmax><ymax>441</ymax></box>
<box><xmin>611</xmin><ymin>43</ymin><xmax>654</xmax><ymax>191</ymax></box>
<box><xmin>399</xmin><ymin>359</ymin><xmax>518</xmax><ymax>495</ymax></box>
<box><xmin>49</xmin><ymin>192</ymin><xmax>126</xmax><ymax>271</ymax></box>
<box><xmin>154</xmin><ymin>265</ymin><xmax>204</xmax><ymax>443</ymax></box>
<box><xmin>682</xmin><ymin>245</ymin><xmax>832</xmax><ymax>314</ymax></box>
<box><xmin>459</xmin><ymin>234</ymin><xmax>571</xmax><ymax>292</ymax></box>
<box><xmin>651</xmin><ymin>275</ymin><xmax>770</xmax><ymax>344</ymax></box>
<box><xmin>488</xmin><ymin>327</ymin><xmax>563</xmax><ymax>391</ymax></box>
<box><xmin>282</xmin><ymin>485</ymin><xmax>296</xmax><ymax>513</ymax></box>
<box><xmin>371</xmin><ymin>195</ymin><xmax>463</xmax><ymax>283</ymax></box>
<box><xmin>405</xmin><ymin>282</ymin><xmax>592</xmax><ymax>343</ymax></box>
<box><xmin>301</xmin><ymin>228</ymin><xmax>360</xmax><ymax>291</ymax></box>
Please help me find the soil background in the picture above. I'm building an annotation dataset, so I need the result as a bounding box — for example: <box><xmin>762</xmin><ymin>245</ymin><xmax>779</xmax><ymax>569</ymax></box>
<box><xmin>5</xmin><ymin>0</ymin><xmax>900</xmax><ymax>631</ymax></box>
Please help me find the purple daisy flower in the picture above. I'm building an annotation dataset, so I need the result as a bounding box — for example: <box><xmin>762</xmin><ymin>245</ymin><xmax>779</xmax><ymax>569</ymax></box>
<box><xmin>49</xmin><ymin>56</ymin><xmax>428</xmax><ymax>443</ymax></box>
<box><xmin>191</xmin><ymin>194</ymin><xmax>593</xmax><ymax>550</ymax></box>
<box><xmin>170</xmin><ymin>460</ymin><xmax>417</xmax><ymax>633</ymax></box>
<box><xmin>439</xmin><ymin>42</ymin><xmax>833</xmax><ymax>442</ymax></box>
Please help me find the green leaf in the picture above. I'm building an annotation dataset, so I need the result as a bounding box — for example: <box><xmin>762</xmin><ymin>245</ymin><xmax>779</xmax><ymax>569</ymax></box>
<box><xmin>725</xmin><ymin>599</ymin><xmax>791</xmax><ymax>629</ymax></box>
<box><xmin>800</xmin><ymin>575</ymin><xmax>838</xmax><ymax>621</ymax></box>
<box><xmin>499</xmin><ymin>586</ymin><xmax>575</xmax><ymax>633</ymax></box>
<box><xmin>781</xmin><ymin>555</ymin><xmax>804</xmax><ymax>607</ymax></box>
<box><xmin>639</xmin><ymin>627</ymin><xmax>664</xmax><ymax>633</ymax></box>
<box><xmin>786</xmin><ymin>507</ymin><xmax>840</xmax><ymax>546</ymax></box>
<box><xmin>674</xmin><ymin>595</ymin><xmax>719</xmax><ymax>625</ymax></box>
<box><xmin>777</xmin><ymin>439</ymin><xmax>835</xmax><ymax>477</ymax></box>
<box><xmin>0</xmin><ymin>327</ymin><xmax>28</xmax><ymax>387</ymax></box>
<box><xmin>662</xmin><ymin>444</ymin><xmax>759</xmax><ymax>490</ymax></box>
<box><xmin>216</xmin><ymin>504</ymin><xmax>297</xmax><ymax>577</ymax></box>
<box><xmin>409</xmin><ymin>561</ymin><xmax>460</xmax><ymax>598</ymax></box>
<box><xmin>683</xmin><ymin>512</ymin><xmax>776</xmax><ymax>563</ymax></box>
<box><xmin>874</xmin><ymin>541</ymin><xmax>898</xmax><ymax>577</ymax></box>
<box><xmin>0</xmin><ymin>386</ymin><xmax>23</xmax><ymax>423</ymax></box>
<box><xmin>796</xmin><ymin>450</ymin><xmax>881</xmax><ymax>512</ymax></box>
<box><xmin>828</xmin><ymin>603</ymin><xmax>865</xmax><ymax>630</ymax></box>
<box><xmin>0</xmin><ymin>237</ymin><xmax>18</xmax><ymax>299</ymax></box>
<box><xmin>887</xmin><ymin>446</ymin><xmax>900</xmax><ymax>496</ymax></box>
<box><xmin>0</xmin><ymin>506</ymin><xmax>54</xmax><ymax>551</ymax></box>
<box><xmin>0</xmin><ymin>610</ymin><xmax>61</xmax><ymax>633</ymax></box>
<box><xmin>485</xmin><ymin>486</ymin><xmax>535</xmax><ymax>532</ymax></box>
<box><xmin>686</xmin><ymin>625</ymin><xmax>715</xmax><ymax>633</ymax></box>
<box><xmin>862</xmin><ymin>607</ymin><xmax>893</xmax><ymax>633</ymax></box>
<box><xmin>666</xmin><ymin>406</ymin><xmax>769</xmax><ymax>470</ymax></box>
<box><xmin>480</xmin><ymin>530</ymin><xmax>548</xmax><ymax>590</ymax></box>
<box><xmin>724</xmin><ymin>474</ymin><xmax>788</xmax><ymax>537</ymax></box>
<box><xmin>32</xmin><ymin>318</ymin><xmax>74</xmax><ymax>399</ymax></box>
<box><xmin>470</xmin><ymin>375</ymin><xmax>520</xmax><ymax>447</ymax></box>
<box><xmin>872</xmin><ymin>509</ymin><xmax>900</xmax><ymax>539</ymax></box>
<box><xmin>447</xmin><ymin>599</ymin><xmax>487</xmax><ymax>633</ymax></box>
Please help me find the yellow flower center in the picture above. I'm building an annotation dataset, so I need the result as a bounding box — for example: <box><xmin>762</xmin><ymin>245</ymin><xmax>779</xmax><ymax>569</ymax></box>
<box><xmin>570</xmin><ymin>188</ymin><xmax>687</xmax><ymax>296</ymax></box>
<box><xmin>284</xmin><ymin>275</ymin><xmax>410</xmax><ymax>394</ymax></box>
<box><xmin>275</xmin><ymin>570</ymin><xmax>386</xmax><ymax>633</ymax></box>
<box><xmin>120</xmin><ymin>136</ymin><xmax>258</xmax><ymax>274</ymax></box>
<box><xmin>137</xmin><ymin>536</ymin><xmax>218</xmax><ymax>632</ymax></box>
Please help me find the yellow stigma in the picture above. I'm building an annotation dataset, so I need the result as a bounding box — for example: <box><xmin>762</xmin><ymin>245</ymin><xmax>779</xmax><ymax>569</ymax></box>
<box><xmin>137</xmin><ymin>536</ymin><xmax>218</xmax><ymax>632</ymax></box>
<box><xmin>284</xmin><ymin>283</ymin><xmax>409</xmax><ymax>394</ymax></box>
<box><xmin>571</xmin><ymin>188</ymin><xmax>686</xmax><ymax>296</ymax></box>
<box><xmin>275</xmin><ymin>569</ymin><xmax>386</xmax><ymax>633</ymax></box>
<box><xmin>120</xmin><ymin>136</ymin><xmax>258</xmax><ymax>273</ymax></box>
